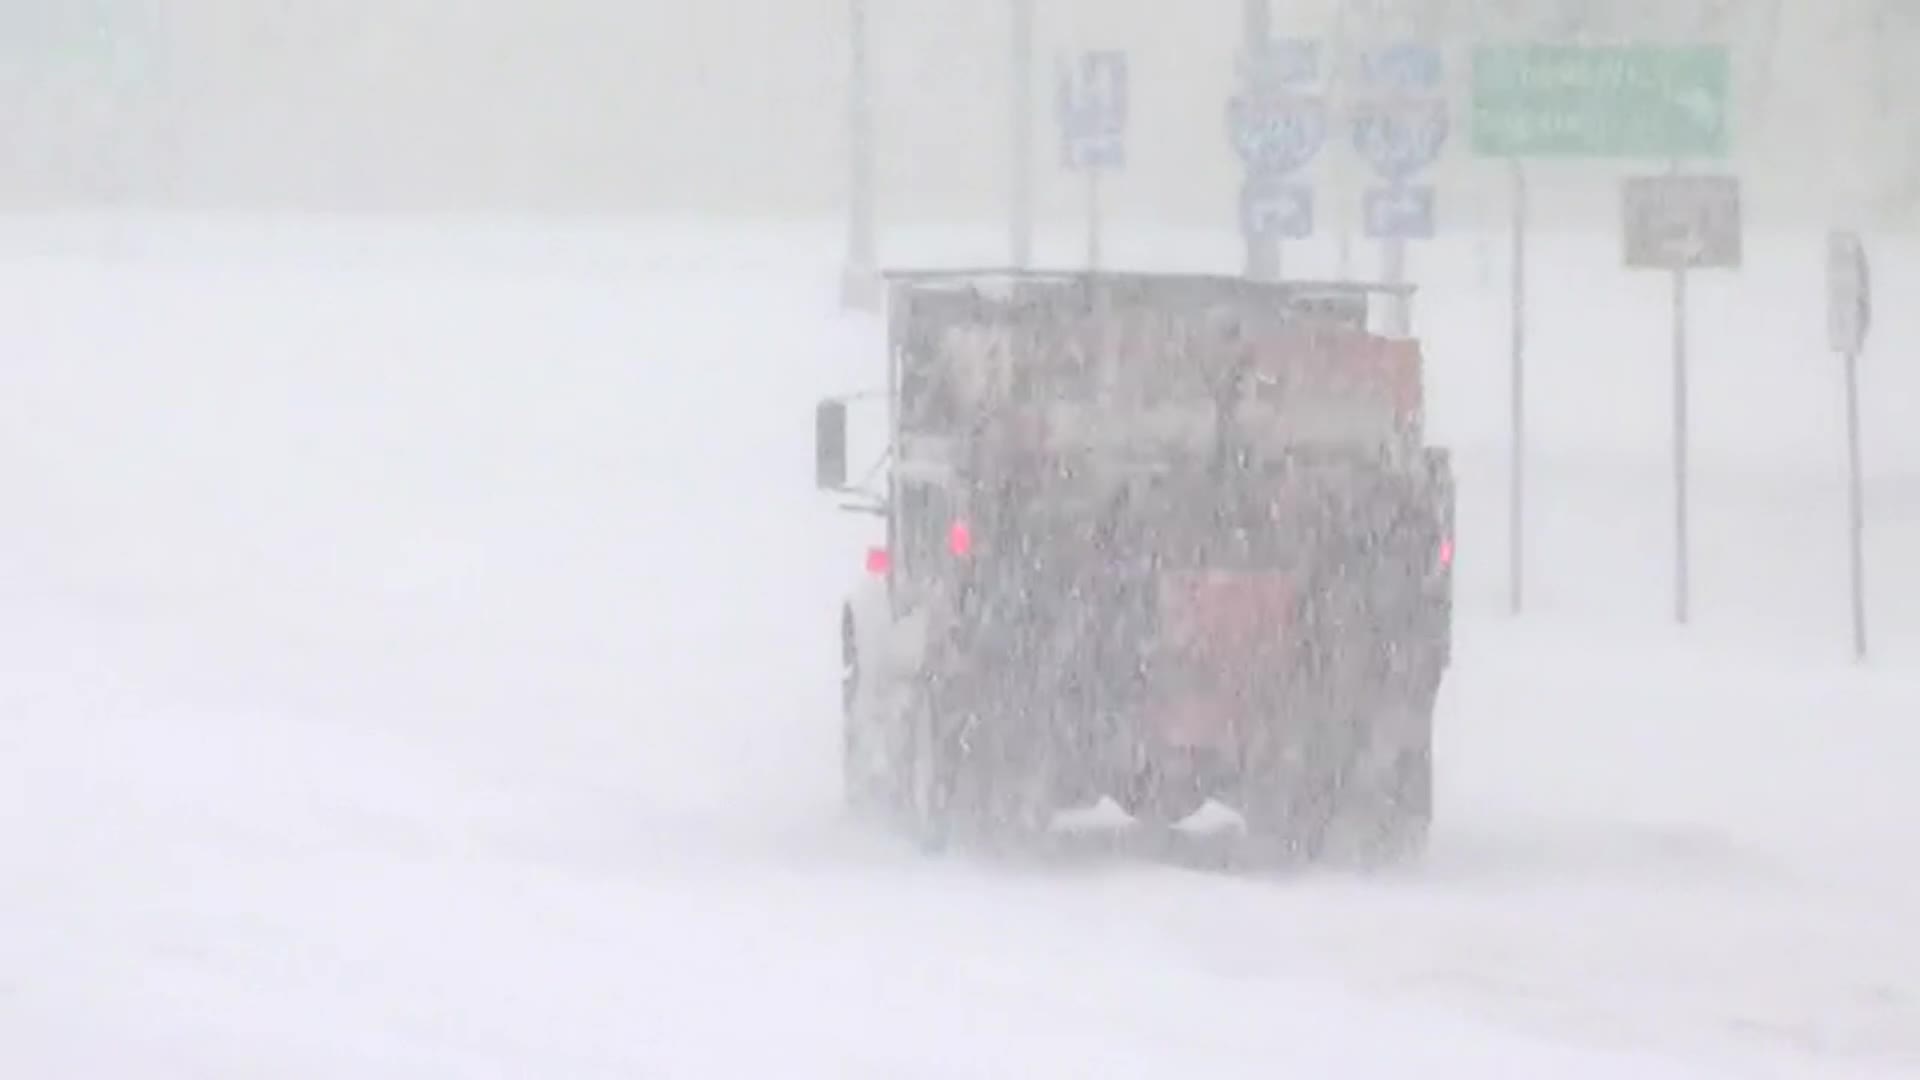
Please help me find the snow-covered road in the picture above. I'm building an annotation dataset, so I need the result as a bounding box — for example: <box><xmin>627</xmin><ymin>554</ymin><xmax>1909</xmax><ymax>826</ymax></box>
<box><xmin>1</xmin><ymin>218</ymin><xmax>1914</xmax><ymax>1078</ymax></box>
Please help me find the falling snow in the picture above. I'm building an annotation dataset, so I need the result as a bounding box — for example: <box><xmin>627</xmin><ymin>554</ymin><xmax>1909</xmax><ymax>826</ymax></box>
<box><xmin>2</xmin><ymin>4</ymin><xmax>1919</xmax><ymax>1078</ymax></box>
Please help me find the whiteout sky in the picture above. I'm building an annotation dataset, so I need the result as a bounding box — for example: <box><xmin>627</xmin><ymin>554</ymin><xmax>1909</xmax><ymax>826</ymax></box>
<box><xmin>0</xmin><ymin>2</ymin><xmax>1911</xmax><ymax>222</ymax></box>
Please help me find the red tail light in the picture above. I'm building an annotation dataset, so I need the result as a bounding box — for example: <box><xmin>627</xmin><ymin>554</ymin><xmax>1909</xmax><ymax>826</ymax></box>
<box><xmin>1438</xmin><ymin>537</ymin><xmax>1454</xmax><ymax>570</ymax></box>
<box><xmin>865</xmin><ymin>547</ymin><xmax>891</xmax><ymax>576</ymax></box>
<box><xmin>948</xmin><ymin>520</ymin><xmax>973</xmax><ymax>558</ymax></box>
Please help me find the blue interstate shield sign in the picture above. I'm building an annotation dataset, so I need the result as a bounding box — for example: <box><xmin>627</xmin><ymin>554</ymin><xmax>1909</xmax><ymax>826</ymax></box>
<box><xmin>1227</xmin><ymin>94</ymin><xmax>1329</xmax><ymax>177</ymax></box>
<box><xmin>1351</xmin><ymin>98</ymin><xmax>1450</xmax><ymax>182</ymax></box>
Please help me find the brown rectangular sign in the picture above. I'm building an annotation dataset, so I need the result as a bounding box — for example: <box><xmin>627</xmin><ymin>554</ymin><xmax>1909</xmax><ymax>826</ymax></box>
<box><xmin>1622</xmin><ymin>175</ymin><xmax>1743</xmax><ymax>271</ymax></box>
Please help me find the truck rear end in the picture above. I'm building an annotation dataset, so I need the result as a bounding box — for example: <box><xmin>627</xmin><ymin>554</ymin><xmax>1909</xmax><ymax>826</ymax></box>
<box><xmin>823</xmin><ymin>270</ymin><xmax>1455</xmax><ymax>862</ymax></box>
<box><xmin>932</xmin><ymin>443</ymin><xmax>1453</xmax><ymax>855</ymax></box>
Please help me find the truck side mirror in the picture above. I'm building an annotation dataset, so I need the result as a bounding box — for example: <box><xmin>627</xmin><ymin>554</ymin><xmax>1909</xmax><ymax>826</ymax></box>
<box><xmin>815</xmin><ymin>398</ymin><xmax>848</xmax><ymax>491</ymax></box>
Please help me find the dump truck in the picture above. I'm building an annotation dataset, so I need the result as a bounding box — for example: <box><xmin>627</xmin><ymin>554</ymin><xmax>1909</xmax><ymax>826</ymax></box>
<box><xmin>814</xmin><ymin>269</ymin><xmax>1454</xmax><ymax>865</ymax></box>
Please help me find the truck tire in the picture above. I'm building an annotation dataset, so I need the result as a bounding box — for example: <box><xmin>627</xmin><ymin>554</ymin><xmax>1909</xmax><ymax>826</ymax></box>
<box><xmin>1321</xmin><ymin>737</ymin><xmax>1432</xmax><ymax>868</ymax></box>
<box><xmin>900</xmin><ymin>673</ymin><xmax>1057</xmax><ymax>853</ymax></box>
<box><xmin>840</xmin><ymin>616</ymin><xmax>889</xmax><ymax>816</ymax></box>
<box><xmin>840</xmin><ymin>614</ymin><xmax>858</xmax><ymax>718</ymax></box>
<box><xmin>1345</xmin><ymin>684</ymin><xmax>1437</xmax><ymax>866</ymax></box>
<box><xmin>1233</xmin><ymin>700</ymin><xmax>1373</xmax><ymax>867</ymax></box>
<box><xmin>1361</xmin><ymin>743</ymin><xmax>1433</xmax><ymax>865</ymax></box>
<box><xmin>1236</xmin><ymin>754</ymin><xmax>1340</xmax><ymax>866</ymax></box>
<box><xmin>902</xmin><ymin>688</ymin><xmax>955</xmax><ymax>851</ymax></box>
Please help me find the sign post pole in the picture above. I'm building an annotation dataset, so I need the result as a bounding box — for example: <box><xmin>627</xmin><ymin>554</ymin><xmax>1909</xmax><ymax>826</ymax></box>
<box><xmin>1382</xmin><ymin>237</ymin><xmax>1407</xmax><ymax>332</ymax></box>
<box><xmin>1241</xmin><ymin>0</ymin><xmax>1279</xmax><ymax>280</ymax></box>
<box><xmin>1845</xmin><ymin>345</ymin><xmax>1867</xmax><ymax>659</ymax></box>
<box><xmin>1330</xmin><ymin>2</ymin><xmax>1355</xmax><ymax>280</ymax></box>
<box><xmin>1668</xmin><ymin>156</ymin><xmax>1698</xmax><ymax>627</ymax></box>
<box><xmin>1672</xmin><ymin>252</ymin><xmax>1691</xmax><ymax>625</ymax></box>
<box><xmin>1828</xmin><ymin>228</ymin><xmax>1873</xmax><ymax>661</ymax></box>
<box><xmin>1670</xmin><ymin>157</ymin><xmax>1690</xmax><ymax>627</ymax></box>
<box><xmin>1509</xmin><ymin>158</ymin><xmax>1527</xmax><ymax>615</ymax></box>
<box><xmin>842</xmin><ymin>0</ymin><xmax>879</xmax><ymax>310</ymax></box>
<box><xmin>1009</xmin><ymin>0</ymin><xmax>1034</xmax><ymax>269</ymax></box>
<box><xmin>1087</xmin><ymin>168</ymin><xmax>1102</xmax><ymax>271</ymax></box>
<box><xmin>1057</xmin><ymin>50</ymin><xmax>1129</xmax><ymax>275</ymax></box>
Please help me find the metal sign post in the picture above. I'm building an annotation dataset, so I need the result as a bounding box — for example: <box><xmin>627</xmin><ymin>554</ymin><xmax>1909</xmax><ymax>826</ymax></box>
<box><xmin>1508</xmin><ymin>159</ymin><xmax>1527</xmax><ymax>615</ymax></box>
<box><xmin>1844</xmin><ymin>347</ymin><xmax>1867</xmax><ymax>660</ymax></box>
<box><xmin>1472</xmin><ymin>42</ymin><xmax>1732</xmax><ymax>617</ymax></box>
<box><xmin>1673</xmin><ymin>248</ymin><xmax>1691</xmax><ymax>625</ymax></box>
<box><xmin>1009</xmin><ymin>0</ymin><xmax>1035</xmax><ymax>269</ymax></box>
<box><xmin>1086</xmin><ymin>168</ymin><xmax>1103</xmax><ymax>271</ymax></box>
<box><xmin>1240</xmin><ymin>1</ymin><xmax>1277</xmax><ymax>279</ymax></box>
<box><xmin>1058</xmin><ymin>51</ymin><xmax>1129</xmax><ymax>273</ymax></box>
<box><xmin>841</xmin><ymin>0</ymin><xmax>880</xmax><ymax>310</ymax></box>
<box><xmin>1623</xmin><ymin>172</ymin><xmax>1743</xmax><ymax>625</ymax></box>
<box><xmin>1828</xmin><ymin>229</ymin><xmax>1873</xmax><ymax>661</ymax></box>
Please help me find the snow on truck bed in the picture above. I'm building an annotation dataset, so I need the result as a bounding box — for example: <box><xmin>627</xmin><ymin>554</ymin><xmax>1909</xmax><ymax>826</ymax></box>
<box><xmin>0</xmin><ymin>216</ymin><xmax>1915</xmax><ymax>1078</ymax></box>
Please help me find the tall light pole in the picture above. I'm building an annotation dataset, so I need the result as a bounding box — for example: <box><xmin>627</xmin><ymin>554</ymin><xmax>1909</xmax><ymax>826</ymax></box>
<box><xmin>1010</xmin><ymin>0</ymin><xmax>1035</xmax><ymax>268</ymax></box>
<box><xmin>842</xmin><ymin>0</ymin><xmax>880</xmax><ymax>309</ymax></box>
<box><xmin>1241</xmin><ymin>0</ymin><xmax>1279</xmax><ymax>281</ymax></box>
<box><xmin>1330</xmin><ymin>0</ymin><xmax>1356</xmax><ymax>280</ymax></box>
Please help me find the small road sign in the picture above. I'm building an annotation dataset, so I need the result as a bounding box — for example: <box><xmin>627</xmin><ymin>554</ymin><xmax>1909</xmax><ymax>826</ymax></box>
<box><xmin>1364</xmin><ymin>185</ymin><xmax>1436</xmax><ymax>240</ymax></box>
<box><xmin>1228</xmin><ymin>92</ymin><xmax>1329</xmax><ymax>177</ymax></box>
<box><xmin>1352</xmin><ymin>98</ymin><xmax>1450</xmax><ymax>181</ymax></box>
<box><xmin>1472</xmin><ymin>45</ymin><xmax>1730</xmax><ymax>159</ymax></box>
<box><xmin>1622</xmin><ymin>175</ymin><xmax>1742</xmax><ymax>270</ymax></box>
<box><xmin>1059</xmin><ymin>50</ymin><xmax>1129</xmax><ymax>171</ymax></box>
<box><xmin>1062</xmin><ymin>129</ymin><xmax>1125</xmax><ymax>171</ymax></box>
<box><xmin>1241</xmin><ymin>178</ymin><xmax>1314</xmax><ymax>240</ymax></box>
<box><xmin>1828</xmin><ymin>230</ymin><xmax>1872</xmax><ymax>356</ymax></box>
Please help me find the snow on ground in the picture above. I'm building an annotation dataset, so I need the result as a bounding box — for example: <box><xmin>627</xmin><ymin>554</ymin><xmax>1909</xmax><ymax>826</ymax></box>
<box><xmin>0</xmin><ymin>214</ymin><xmax>1915</xmax><ymax>1078</ymax></box>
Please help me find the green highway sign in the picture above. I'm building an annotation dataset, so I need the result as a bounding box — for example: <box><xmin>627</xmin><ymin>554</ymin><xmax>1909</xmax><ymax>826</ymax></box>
<box><xmin>1471</xmin><ymin>45</ymin><xmax>1730</xmax><ymax>158</ymax></box>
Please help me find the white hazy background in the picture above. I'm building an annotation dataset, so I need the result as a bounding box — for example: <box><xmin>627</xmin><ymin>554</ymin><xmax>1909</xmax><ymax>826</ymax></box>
<box><xmin>4</xmin><ymin>4</ymin><xmax>1920</xmax><ymax>1077</ymax></box>
<box><xmin>3</xmin><ymin>1</ymin><xmax>1916</xmax><ymax>226</ymax></box>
